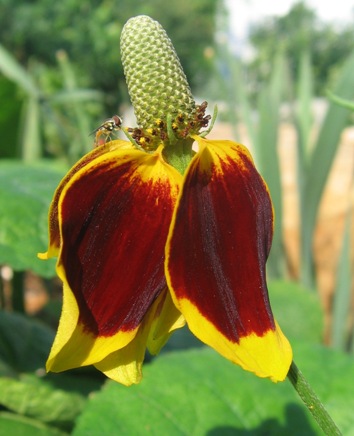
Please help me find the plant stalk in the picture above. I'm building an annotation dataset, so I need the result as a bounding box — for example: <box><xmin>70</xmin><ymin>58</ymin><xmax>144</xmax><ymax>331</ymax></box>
<box><xmin>287</xmin><ymin>360</ymin><xmax>341</xmax><ymax>435</ymax></box>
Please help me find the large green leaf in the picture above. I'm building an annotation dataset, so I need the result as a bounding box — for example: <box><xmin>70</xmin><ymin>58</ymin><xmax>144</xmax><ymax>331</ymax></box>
<box><xmin>0</xmin><ymin>160</ymin><xmax>67</xmax><ymax>277</ymax></box>
<box><xmin>73</xmin><ymin>343</ymin><xmax>353</xmax><ymax>435</ymax></box>
<box><xmin>71</xmin><ymin>281</ymin><xmax>334</xmax><ymax>436</ymax></box>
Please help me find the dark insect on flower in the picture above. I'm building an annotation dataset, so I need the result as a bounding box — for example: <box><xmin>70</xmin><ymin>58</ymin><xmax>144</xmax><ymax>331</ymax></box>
<box><xmin>90</xmin><ymin>115</ymin><xmax>123</xmax><ymax>146</ymax></box>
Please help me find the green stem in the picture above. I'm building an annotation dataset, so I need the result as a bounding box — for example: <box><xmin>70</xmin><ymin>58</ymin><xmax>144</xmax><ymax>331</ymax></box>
<box><xmin>287</xmin><ymin>360</ymin><xmax>341</xmax><ymax>435</ymax></box>
<box><xmin>163</xmin><ymin>138</ymin><xmax>194</xmax><ymax>175</ymax></box>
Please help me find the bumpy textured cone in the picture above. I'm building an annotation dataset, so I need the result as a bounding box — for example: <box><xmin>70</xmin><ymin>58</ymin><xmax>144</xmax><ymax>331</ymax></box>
<box><xmin>120</xmin><ymin>15</ymin><xmax>196</xmax><ymax>130</ymax></box>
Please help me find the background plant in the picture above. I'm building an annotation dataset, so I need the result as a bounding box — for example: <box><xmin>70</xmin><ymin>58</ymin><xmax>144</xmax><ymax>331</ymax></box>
<box><xmin>0</xmin><ymin>0</ymin><xmax>218</xmax><ymax>162</ymax></box>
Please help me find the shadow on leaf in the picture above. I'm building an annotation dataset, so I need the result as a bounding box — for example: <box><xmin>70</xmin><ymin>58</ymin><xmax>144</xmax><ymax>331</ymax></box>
<box><xmin>207</xmin><ymin>403</ymin><xmax>317</xmax><ymax>435</ymax></box>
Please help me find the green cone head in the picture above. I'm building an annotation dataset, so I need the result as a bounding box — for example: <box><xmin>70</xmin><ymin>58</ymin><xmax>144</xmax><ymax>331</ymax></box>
<box><xmin>120</xmin><ymin>15</ymin><xmax>196</xmax><ymax>131</ymax></box>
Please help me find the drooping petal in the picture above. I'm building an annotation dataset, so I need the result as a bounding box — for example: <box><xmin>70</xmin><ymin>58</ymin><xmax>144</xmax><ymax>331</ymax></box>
<box><xmin>94</xmin><ymin>288</ymin><xmax>185</xmax><ymax>385</ymax></box>
<box><xmin>47</xmin><ymin>145</ymin><xmax>182</xmax><ymax>372</ymax></box>
<box><xmin>146</xmin><ymin>288</ymin><xmax>185</xmax><ymax>355</ymax></box>
<box><xmin>94</xmin><ymin>321</ymin><xmax>149</xmax><ymax>386</ymax></box>
<box><xmin>38</xmin><ymin>140</ymin><xmax>133</xmax><ymax>260</ymax></box>
<box><xmin>165</xmin><ymin>136</ymin><xmax>292</xmax><ymax>382</ymax></box>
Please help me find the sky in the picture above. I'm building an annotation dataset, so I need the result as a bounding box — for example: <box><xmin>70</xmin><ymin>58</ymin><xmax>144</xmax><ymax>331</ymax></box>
<box><xmin>225</xmin><ymin>0</ymin><xmax>354</xmax><ymax>55</ymax></box>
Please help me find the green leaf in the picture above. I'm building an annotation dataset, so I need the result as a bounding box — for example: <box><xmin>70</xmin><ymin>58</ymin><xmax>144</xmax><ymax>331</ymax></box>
<box><xmin>300</xmin><ymin>49</ymin><xmax>354</xmax><ymax>286</ymax></box>
<box><xmin>256</xmin><ymin>52</ymin><xmax>287</xmax><ymax>278</ymax></box>
<box><xmin>215</xmin><ymin>49</ymin><xmax>255</xmax><ymax>145</ymax></box>
<box><xmin>0</xmin><ymin>376</ymin><xmax>85</xmax><ymax>430</ymax></box>
<box><xmin>21</xmin><ymin>97</ymin><xmax>42</xmax><ymax>162</ymax></box>
<box><xmin>44</xmin><ymin>370</ymin><xmax>105</xmax><ymax>398</ymax></box>
<box><xmin>0</xmin><ymin>357</ymin><xmax>18</xmax><ymax>378</ymax></box>
<box><xmin>332</xmin><ymin>213</ymin><xmax>352</xmax><ymax>349</ymax></box>
<box><xmin>269</xmin><ymin>280</ymin><xmax>323</xmax><ymax>343</ymax></box>
<box><xmin>56</xmin><ymin>51</ymin><xmax>93</xmax><ymax>159</ymax></box>
<box><xmin>0</xmin><ymin>160</ymin><xmax>67</xmax><ymax>277</ymax></box>
<box><xmin>295</xmin><ymin>50</ymin><xmax>314</xmax><ymax>165</ymax></box>
<box><xmin>327</xmin><ymin>90</ymin><xmax>354</xmax><ymax>111</ymax></box>
<box><xmin>0</xmin><ymin>311</ymin><xmax>104</xmax><ymax>395</ymax></box>
<box><xmin>73</xmin><ymin>343</ymin><xmax>353</xmax><ymax>435</ymax></box>
<box><xmin>0</xmin><ymin>44</ymin><xmax>39</xmax><ymax>97</ymax></box>
<box><xmin>0</xmin><ymin>311</ymin><xmax>54</xmax><ymax>372</ymax></box>
<box><xmin>0</xmin><ymin>412</ymin><xmax>67</xmax><ymax>436</ymax></box>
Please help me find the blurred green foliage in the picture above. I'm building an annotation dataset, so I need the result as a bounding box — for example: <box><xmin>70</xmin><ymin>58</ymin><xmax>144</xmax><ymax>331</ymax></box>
<box><xmin>0</xmin><ymin>0</ymin><xmax>219</xmax><ymax>162</ymax></box>
<box><xmin>0</xmin><ymin>0</ymin><xmax>218</xmax><ymax>110</ymax></box>
<box><xmin>248</xmin><ymin>1</ymin><xmax>354</xmax><ymax>97</ymax></box>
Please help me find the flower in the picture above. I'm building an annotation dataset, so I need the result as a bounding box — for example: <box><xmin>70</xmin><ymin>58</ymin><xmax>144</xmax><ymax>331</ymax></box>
<box><xmin>38</xmin><ymin>16</ymin><xmax>292</xmax><ymax>386</ymax></box>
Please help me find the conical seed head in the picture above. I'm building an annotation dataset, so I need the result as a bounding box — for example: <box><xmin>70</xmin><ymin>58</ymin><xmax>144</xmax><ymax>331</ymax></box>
<box><xmin>120</xmin><ymin>15</ymin><xmax>196</xmax><ymax>131</ymax></box>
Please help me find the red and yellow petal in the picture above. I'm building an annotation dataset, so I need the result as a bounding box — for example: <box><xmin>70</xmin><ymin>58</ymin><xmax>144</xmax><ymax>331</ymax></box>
<box><xmin>38</xmin><ymin>140</ymin><xmax>133</xmax><ymax>260</ymax></box>
<box><xmin>94</xmin><ymin>288</ymin><xmax>185</xmax><ymax>385</ymax></box>
<box><xmin>47</xmin><ymin>145</ymin><xmax>182</xmax><ymax>372</ymax></box>
<box><xmin>146</xmin><ymin>288</ymin><xmax>185</xmax><ymax>355</ymax></box>
<box><xmin>94</xmin><ymin>321</ymin><xmax>149</xmax><ymax>386</ymax></box>
<box><xmin>165</xmin><ymin>136</ymin><xmax>292</xmax><ymax>382</ymax></box>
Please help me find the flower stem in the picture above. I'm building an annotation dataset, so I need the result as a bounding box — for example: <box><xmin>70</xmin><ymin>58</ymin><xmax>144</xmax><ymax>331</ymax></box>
<box><xmin>287</xmin><ymin>360</ymin><xmax>341</xmax><ymax>435</ymax></box>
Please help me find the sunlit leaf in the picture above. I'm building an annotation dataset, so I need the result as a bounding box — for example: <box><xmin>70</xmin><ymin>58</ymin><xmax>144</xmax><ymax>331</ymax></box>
<box><xmin>73</xmin><ymin>344</ymin><xmax>353</xmax><ymax>435</ymax></box>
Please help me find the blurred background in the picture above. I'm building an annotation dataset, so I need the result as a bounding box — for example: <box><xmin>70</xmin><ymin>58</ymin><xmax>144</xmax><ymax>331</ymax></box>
<box><xmin>0</xmin><ymin>1</ymin><xmax>354</xmax><ymax>433</ymax></box>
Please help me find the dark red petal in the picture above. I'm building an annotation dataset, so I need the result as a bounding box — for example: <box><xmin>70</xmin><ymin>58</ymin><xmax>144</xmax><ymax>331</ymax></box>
<box><xmin>166</xmin><ymin>138</ymin><xmax>292</xmax><ymax>381</ymax></box>
<box><xmin>58</xmin><ymin>148</ymin><xmax>181</xmax><ymax>337</ymax></box>
<box><xmin>39</xmin><ymin>140</ymin><xmax>133</xmax><ymax>259</ymax></box>
<box><xmin>167</xmin><ymin>139</ymin><xmax>274</xmax><ymax>339</ymax></box>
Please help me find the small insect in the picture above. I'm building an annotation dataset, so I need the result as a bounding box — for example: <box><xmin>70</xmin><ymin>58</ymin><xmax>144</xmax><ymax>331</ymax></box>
<box><xmin>90</xmin><ymin>115</ymin><xmax>123</xmax><ymax>146</ymax></box>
